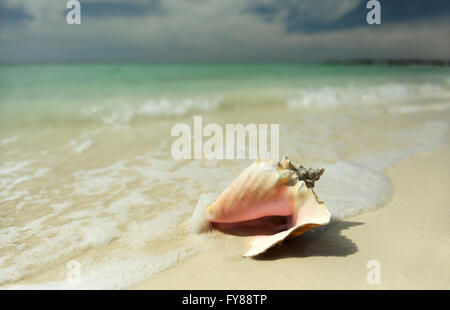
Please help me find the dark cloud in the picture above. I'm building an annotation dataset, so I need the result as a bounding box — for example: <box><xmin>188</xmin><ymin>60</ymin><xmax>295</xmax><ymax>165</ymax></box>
<box><xmin>246</xmin><ymin>0</ymin><xmax>450</xmax><ymax>34</ymax></box>
<box><xmin>0</xmin><ymin>1</ymin><xmax>34</xmax><ymax>26</ymax></box>
<box><xmin>0</xmin><ymin>0</ymin><xmax>166</xmax><ymax>25</ymax></box>
<box><xmin>244</xmin><ymin>4</ymin><xmax>279</xmax><ymax>22</ymax></box>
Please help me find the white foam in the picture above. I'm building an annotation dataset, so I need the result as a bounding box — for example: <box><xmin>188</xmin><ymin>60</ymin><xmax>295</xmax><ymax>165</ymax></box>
<box><xmin>0</xmin><ymin>189</ymin><xmax>203</xmax><ymax>289</ymax></box>
<box><xmin>73</xmin><ymin>139</ymin><xmax>93</xmax><ymax>154</ymax></box>
<box><xmin>0</xmin><ymin>160</ymin><xmax>50</xmax><ymax>207</ymax></box>
<box><xmin>0</xmin><ymin>136</ymin><xmax>19</xmax><ymax>146</ymax></box>
<box><xmin>389</xmin><ymin>102</ymin><xmax>450</xmax><ymax>114</ymax></box>
<box><xmin>188</xmin><ymin>193</ymin><xmax>217</xmax><ymax>234</ymax></box>
<box><xmin>71</xmin><ymin>160</ymin><xmax>134</xmax><ymax>196</ymax></box>
<box><xmin>49</xmin><ymin>202</ymin><xmax>73</xmax><ymax>212</ymax></box>
<box><xmin>138</xmin><ymin>97</ymin><xmax>222</xmax><ymax>117</ymax></box>
<box><xmin>317</xmin><ymin>162</ymin><xmax>391</xmax><ymax>219</ymax></box>
<box><xmin>1</xmin><ymin>156</ymin><xmax>231</xmax><ymax>288</ymax></box>
<box><xmin>286</xmin><ymin>83</ymin><xmax>450</xmax><ymax>109</ymax></box>
<box><xmin>0</xmin><ymin>161</ymin><xmax>33</xmax><ymax>176</ymax></box>
<box><xmin>4</xmin><ymin>245</ymin><xmax>198</xmax><ymax>290</ymax></box>
<box><xmin>80</xmin><ymin>97</ymin><xmax>222</xmax><ymax>124</ymax></box>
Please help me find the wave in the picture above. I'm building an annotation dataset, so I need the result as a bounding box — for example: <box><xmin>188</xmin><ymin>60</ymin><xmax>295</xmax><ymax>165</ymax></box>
<box><xmin>82</xmin><ymin>96</ymin><xmax>223</xmax><ymax>124</ymax></box>
<box><xmin>286</xmin><ymin>83</ymin><xmax>450</xmax><ymax>109</ymax></box>
<box><xmin>2</xmin><ymin>82</ymin><xmax>449</xmax><ymax>127</ymax></box>
<box><xmin>80</xmin><ymin>82</ymin><xmax>450</xmax><ymax>123</ymax></box>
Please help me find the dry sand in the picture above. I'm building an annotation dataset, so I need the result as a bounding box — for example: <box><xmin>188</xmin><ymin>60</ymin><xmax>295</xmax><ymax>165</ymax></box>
<box><xmin>132</xmin><ymin>147</ymin><xmax>450</xmax><ymax>289</ymax></box>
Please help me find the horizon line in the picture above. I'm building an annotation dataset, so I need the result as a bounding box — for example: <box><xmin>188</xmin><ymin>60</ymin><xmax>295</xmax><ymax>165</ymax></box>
<box><xmin>0</xmin><ymin>58</ymin><xmax>449</xmax><ymax>67</ymax></box>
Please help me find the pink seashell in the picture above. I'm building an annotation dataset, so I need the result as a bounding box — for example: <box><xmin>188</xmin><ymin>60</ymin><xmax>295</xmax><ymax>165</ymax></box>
<box><xmin>206</xmin><ymin>157</ymin><xmax>331</xmax><ymax>257</ymax></box>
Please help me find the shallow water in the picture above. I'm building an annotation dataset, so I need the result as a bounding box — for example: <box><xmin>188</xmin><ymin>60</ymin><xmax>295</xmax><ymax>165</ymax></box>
<box><xmin>0</xmin><ymin>63</ymin><xmax>449</xmax><ymax>288</ymax></box>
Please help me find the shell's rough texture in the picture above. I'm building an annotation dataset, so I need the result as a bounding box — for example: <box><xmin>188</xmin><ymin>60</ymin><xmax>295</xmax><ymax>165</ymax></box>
<box><xmin>206</xmin><ymin>156</ymin><xmax>331</xmax><ymax>257</ymax></box>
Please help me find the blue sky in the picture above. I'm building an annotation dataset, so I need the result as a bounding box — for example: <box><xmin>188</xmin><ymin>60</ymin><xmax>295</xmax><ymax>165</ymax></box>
<box><xmin>0</xmin><ymin>0</ymin><xmax>449</xmax><ymax>63</ymax></box>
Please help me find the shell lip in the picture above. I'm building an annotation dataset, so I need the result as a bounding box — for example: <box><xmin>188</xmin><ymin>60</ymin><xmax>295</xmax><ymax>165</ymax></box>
<box><xmin>243</xmin><ymin>215</ymin><xmax>330</xmax><ymax>258</ymax></box>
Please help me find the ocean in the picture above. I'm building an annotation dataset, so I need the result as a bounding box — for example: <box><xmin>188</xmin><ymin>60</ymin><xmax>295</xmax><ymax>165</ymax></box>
<box><xmin>0</xmin><ymin>63</ymin><xmax>449</xmax><ymax>288</ymax></box>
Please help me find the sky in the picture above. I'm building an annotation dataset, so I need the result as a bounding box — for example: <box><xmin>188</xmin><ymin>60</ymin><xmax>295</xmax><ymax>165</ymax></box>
<box><xmin>0</xmin><ymin>0</ymin><xmax>449</xmax><ymax>63</ymax></box>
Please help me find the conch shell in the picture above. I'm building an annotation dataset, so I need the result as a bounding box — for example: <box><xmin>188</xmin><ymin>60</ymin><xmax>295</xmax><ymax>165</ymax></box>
<box><xmin>206</xmin><ymin>156</ymin><xmax>331</xmax><ymax>257</ymax></box>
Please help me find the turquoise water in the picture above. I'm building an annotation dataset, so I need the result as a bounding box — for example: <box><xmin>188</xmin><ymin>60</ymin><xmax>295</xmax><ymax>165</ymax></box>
<box><xmin>2</xmin><ymin>63</ymin><xmax>449</xmax><ymax>101</ymax></box>
<box><xmin>1</xmin><ymin>63</ymin><xmax>449</xmax><ymax>126</ymax></box>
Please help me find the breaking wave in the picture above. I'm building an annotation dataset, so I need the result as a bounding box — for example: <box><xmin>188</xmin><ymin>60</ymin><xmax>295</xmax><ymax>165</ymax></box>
<box><xmin>2</xmin><ymin>82</ymin><xmax>449</xmax><ymax>127</ymax></box>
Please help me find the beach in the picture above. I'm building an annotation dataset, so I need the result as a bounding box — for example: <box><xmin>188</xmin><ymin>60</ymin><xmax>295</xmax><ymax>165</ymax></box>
<box><xmin>132</xmin><ymin>146</ymin><xmax>450</xmax><ymax>289</ymax></box>
<box><xmin>0</xmin><ymin>63</ymin><xmax>449</xmax><ymax>289</ymax></box>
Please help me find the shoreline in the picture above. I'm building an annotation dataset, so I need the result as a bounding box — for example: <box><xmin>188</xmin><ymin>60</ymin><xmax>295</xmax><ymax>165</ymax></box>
<box><xmin>132</xmin><ymin>146</ymin><xmax>450</xmax><ymax>289</ymax></box>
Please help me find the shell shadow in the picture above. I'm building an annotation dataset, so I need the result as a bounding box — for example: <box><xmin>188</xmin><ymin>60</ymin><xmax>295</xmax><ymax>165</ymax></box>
<box><xmin>253</xmin><ymin>220</ymin><xmax>364</xmax><ymax>260</ymax></box>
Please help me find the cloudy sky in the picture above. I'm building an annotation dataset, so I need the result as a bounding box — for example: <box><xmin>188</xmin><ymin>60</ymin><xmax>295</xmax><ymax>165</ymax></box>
<box><xmin>0</xmin><ymin>0</ymin><xmax>449</xmax><ymax>63</ymax></box>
